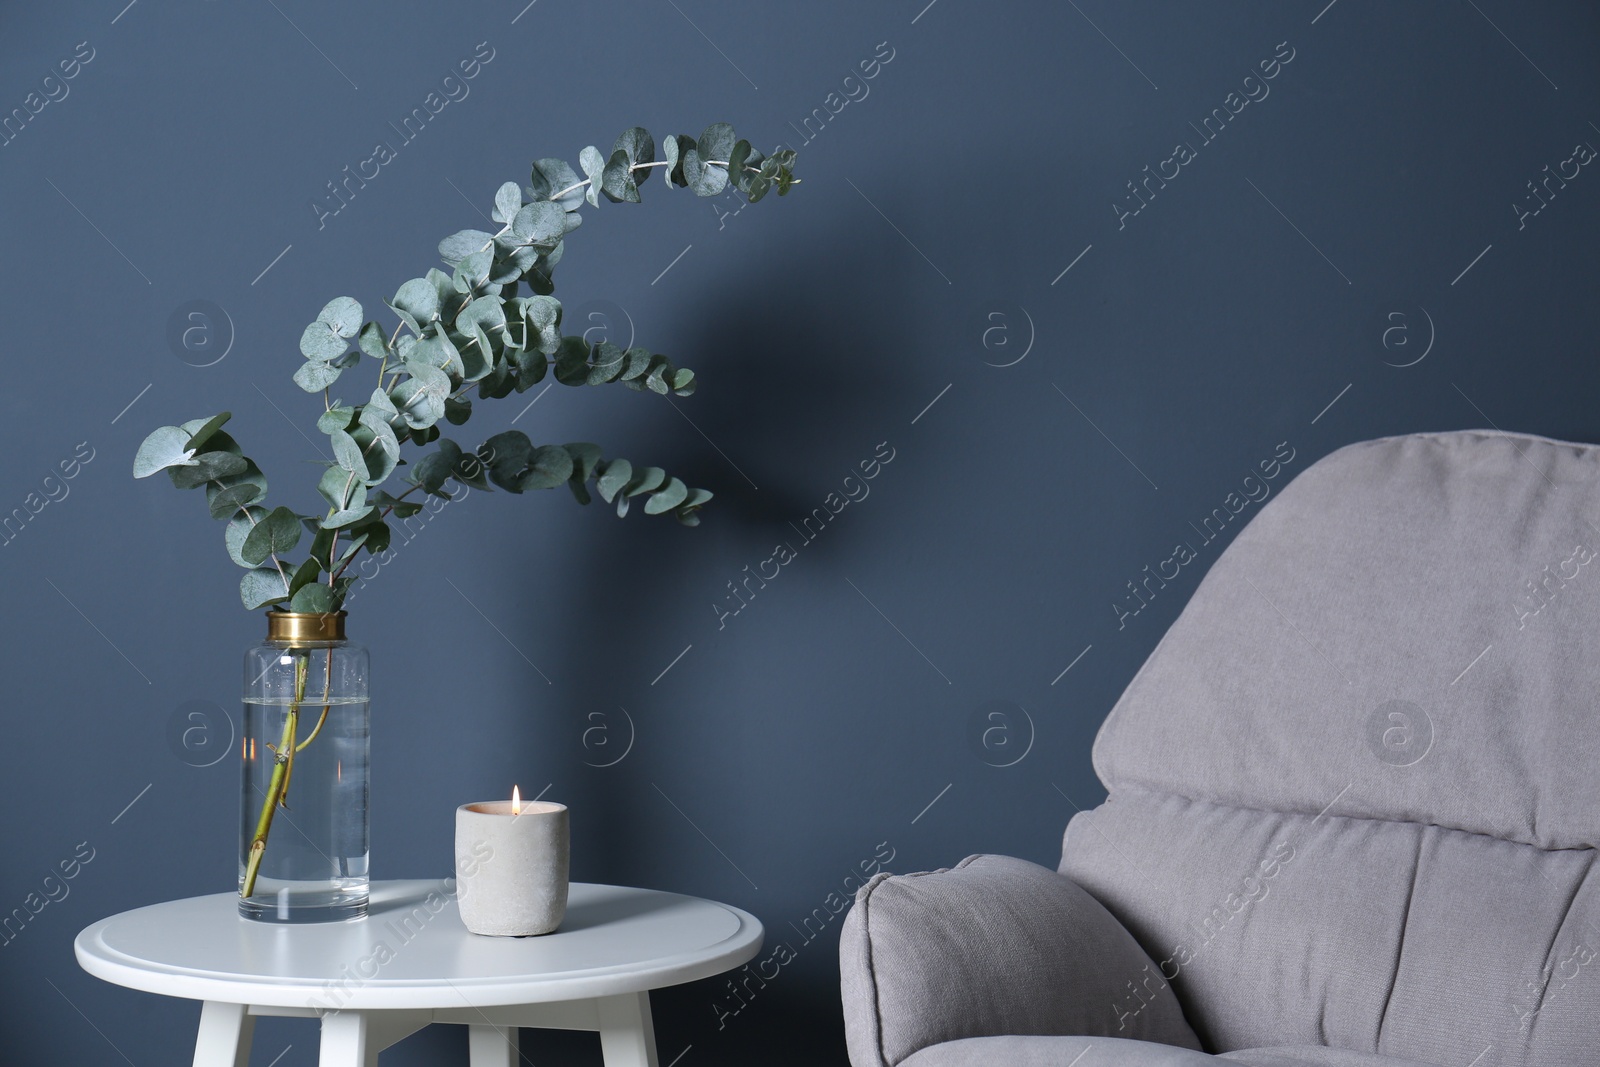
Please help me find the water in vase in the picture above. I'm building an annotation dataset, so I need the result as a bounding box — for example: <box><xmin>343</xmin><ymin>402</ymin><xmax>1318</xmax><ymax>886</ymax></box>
<box><xmin>238</xmin><ymin>697</ymin><xmax>370</xmax><ymax>922</ymax></box>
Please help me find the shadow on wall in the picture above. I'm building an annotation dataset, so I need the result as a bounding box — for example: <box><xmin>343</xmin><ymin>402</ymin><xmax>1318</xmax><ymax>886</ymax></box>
<box><xmin>532</xmin><ymin>208</ymin><xmax>914</xmax><ymax>860</ymax></box>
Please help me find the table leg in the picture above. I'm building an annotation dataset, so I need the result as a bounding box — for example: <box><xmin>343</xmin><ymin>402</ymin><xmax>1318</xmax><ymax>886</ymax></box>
<box><xmin>192</xmin><ymin>1001</ymin><xmax>254</xmax><ymax>1067</ymax></box>
<box><xmin>467</xmin><ymin>1023</ymin><xmax>520</xmax><ymax>1066</ymax></box>
<box><xmin>319</xmin><ymin>1010</ymin><xmax>432</xmax><ymax>1067</ymax></box>
<box><xmin>596</xmin><ymin>992</ymin><xmax>658</xmax><ymax>1067</ymax></box>
<box><xmin>319</xmin><ymin>1011</ymin><xmax>373</xmax><ymax>1067</ymax></box>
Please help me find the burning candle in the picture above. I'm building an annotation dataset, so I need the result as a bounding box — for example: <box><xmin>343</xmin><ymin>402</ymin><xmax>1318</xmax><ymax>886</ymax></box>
<box><xmin>455</xmin><ymin>786</ymin><xmax>569</xmax><ymax>936</ymax></box>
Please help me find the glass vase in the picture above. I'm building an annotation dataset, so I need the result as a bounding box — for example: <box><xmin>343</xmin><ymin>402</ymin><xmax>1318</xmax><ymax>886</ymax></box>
<box><xmin>239</xmin><ymin>611</ymin><xmax>369</xmax><ymax>923</ymax></box>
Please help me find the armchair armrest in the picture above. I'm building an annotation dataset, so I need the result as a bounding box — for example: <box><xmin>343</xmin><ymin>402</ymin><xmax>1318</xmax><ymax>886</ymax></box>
<box><xmin>839</xmin><ymin>854</ymin><xmax>1200</xmax><ymax>1067</ymax></box>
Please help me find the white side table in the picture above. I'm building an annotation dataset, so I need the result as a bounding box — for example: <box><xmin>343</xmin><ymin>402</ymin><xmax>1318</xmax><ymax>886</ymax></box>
<box><xmin>75</xmin><ymin>880</ymin><xmax>763</xmax><ymax>1067</ymax></box>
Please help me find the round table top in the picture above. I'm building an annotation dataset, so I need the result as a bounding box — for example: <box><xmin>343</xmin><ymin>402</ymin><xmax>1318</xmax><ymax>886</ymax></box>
<box><xmin>75</xmin><ymin>880</ymin><xmax>763</xmax><ymax>1010</ymax></box>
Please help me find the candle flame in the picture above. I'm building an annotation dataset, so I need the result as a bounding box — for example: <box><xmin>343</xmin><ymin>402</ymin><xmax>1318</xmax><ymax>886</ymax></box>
<box><xmin>511</xmin><ymin>784</ymin><xmax>521</xmax><ymax>816</ymax></box>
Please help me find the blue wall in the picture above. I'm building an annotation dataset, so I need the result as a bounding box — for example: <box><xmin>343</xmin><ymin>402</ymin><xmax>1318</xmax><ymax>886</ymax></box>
<box><xmin>3</xmin><ymin>2</ymin><xmax>1598</xmax><ymax>1063</ymax></box>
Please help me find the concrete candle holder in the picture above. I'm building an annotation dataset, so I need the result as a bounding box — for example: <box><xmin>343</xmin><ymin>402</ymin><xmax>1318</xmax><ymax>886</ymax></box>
<box><xmin>455</xmin><ymin>800</ymin><xmax>569</xmax><ymax>936</ymax></box>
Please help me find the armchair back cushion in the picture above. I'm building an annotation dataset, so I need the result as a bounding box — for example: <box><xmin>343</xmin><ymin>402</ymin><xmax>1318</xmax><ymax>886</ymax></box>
<box><xmin>1061</xmin><ymin>432</ymin><xmax>1600</xmax><ymax>1066</ymax></box>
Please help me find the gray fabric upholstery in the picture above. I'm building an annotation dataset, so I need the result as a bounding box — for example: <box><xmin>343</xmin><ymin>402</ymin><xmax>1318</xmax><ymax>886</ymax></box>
<box><xmin>840</xmin><ymin>433</ymin><xmax>1600</xmax><ymax>1067</ymax></box>
<box><xmin>1219</xmin><ymin>1048</ymin><xmax>1439</xmax><ymax>1067</ymax></box>
<box><xmin>899</xmin><ymin>1035</ymin><xmax>1220</xmax><ymax>1066</ymax></box>
<box><xmin>1092</xmin><ymin>430</ymin><xmax>1600</xmax><ymax>851</ymax></box>
<box><xmin>839</xmin><ymin>855</ymin><xmax>1201</xmax><ymax>1067</ymax></box>
<box><xmin>1065</xmin><ymin>432</ymin><xmax>1600</xmax><ymax>1065</ymax></box>
<box><xmin>897</xmin><ymin>1037</ymin><xmax>1434</xmax><ymax>1067</ymax></box>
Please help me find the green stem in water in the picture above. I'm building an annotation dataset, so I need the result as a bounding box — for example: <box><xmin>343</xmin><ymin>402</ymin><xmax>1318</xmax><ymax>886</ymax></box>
<box><xmin>241</xmin><ymin>653</ymin><xmax>308</xmax><ymax>899</ymax></box>
<box><xmin>295</xmin><ymin>648</ymin><xmax>335</xmax><ymax>755</ymax></box>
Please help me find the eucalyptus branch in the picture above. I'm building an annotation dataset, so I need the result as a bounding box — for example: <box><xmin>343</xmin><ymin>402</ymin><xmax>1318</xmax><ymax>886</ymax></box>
<box><xmin>133</xmin><ymin>120</ymin><xmax>798</xmax><ymax>618</ymax></box>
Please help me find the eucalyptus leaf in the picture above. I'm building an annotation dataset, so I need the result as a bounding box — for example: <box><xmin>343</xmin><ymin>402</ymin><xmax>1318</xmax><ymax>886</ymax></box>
<box><xmin>358</xmin><ymin>321</ymin><xmax>388</xmax><ymax>360</ymax></box>
<box><xmin>529</xmin><ymin>157</ymin><xmax>584</xmax><ymax>211</ymax></box>
<box><xmin>732</xmin><ymin>144</ymin><xmax>765</xmax><ymax>195</ymax></box>
<box><xmin>371</xmin><ymin>490</ymin><xmax>424</xmax><ymax>519</ymax></box>
<box><xmin>354</xmin><ymin>519</ymin><xmax>391</xmax><ymax>555</ymax></box>
<box><xmin>625</xmin><ymin>467</ymin><xmax>666</xmax><ymax>497</ymax></box>
<box><xmin>409</xmin><ymin>439</ymin><xmax>462</xmax><ymax>495</ymax></box>
<box><xmin>554</xmin><ymin>336</ymin><xmax>590</xmax><ymax>385</ymax></box>
<box><xmin>132</xmin><ymin>425</ymin><xmax>198</xmax><ymax>478</ymax></box>
<box><xmin>318</xmin><ymin>406</ymin><xmax>357</xmax><ymax>435</ymax></box>
<box><xmin>459</xmin><ymin>333</ymin><xmax>493</xmax><ymax>382</ymax></box>
<box><xmin>490</xmin><ymin>244</ymin><xmax>538</xmax><ymax>286</ymax></box>
<box><xmin>353</xmin><ymin>422</ymin><xmax>400</xmax><ymax>485</ymax></box>
<box><xmin>513</xmin><ymin>295</ymin><xmax>562</xmax><ymax>354</ymax></box>
<box><xmin>318</xmin><ymin>466</ymin><xmax>366</xmax><ymax>512</ymax></box>
<box><xmin>480</xmin><ymin>430</ymin><xmax>532</xmax><ymax>490</ymax></box>
<box><xmin>288</xmin><ymin>558</ymin><xmax>322</xmax><ymax>598</ymax></box>
<box><xmin>241</xmin><ymin>506</ymin><xmax>302</xmax><ymax>566</ymax></box>
<box><xmin>178</xmin><ymin>419</ymin><xmax>243</xmax><ymax>457</ymax></box>
<box><xmin>510</xmin><ymin>348</ymin><xmax>547</xmax><ymax>390</ymax></box>
<box><xmin>362</xmin><ymin>388</ymin><xmax>402</xmax><ymax>432</ymax></box>
<box><xmin>682</xmin><ymin>149</ymin><xmax>728</xmax><ymax>196</ymax></box>
<box><xmin>309</xmin><ymin>526</ymin><xmax>337</xmax><ymax>570</ymax></box>
<box><xmin>240</xmin><ymin>568</ymin><xmax>290</xmax><ymax>610</ymax></box>
<box><xmin>300</xmin><ymin>321</ymin><xmax>347</xmax><ymax>361</ymax></box>
<box><xmin>294</xmin><ymin>359</ymin><xmax>343</xmax><ymax>393</ymax></box>
<box><xmin>644</xmin><ymin>359</ymin><xmax>670</xmax><ymax>395</ymax></box>
<box><xmin>388</xmin><ymin>278</ymin><xmax>441</xmax><ymax>333</ymax></box>
<box><xmin>613</xmin><ymin>126</ymin><xmax>655</xmax><ymax>178</ymax></box>
<box><xmin>601</xmin><ymin>149</ymin><xmax>641</xmax><ymax>203</ymax></box>
<box><xmin>519</xmin><ymin>445</ymin><xmax>575</xmax><ymax>491</ymax></box>
<box><xmin>492</xmin><ymin>181</ymin><xmax>522</xmax><ymax>224</ymax></box>
<box><xmin>206</xmin><ymin>460</ymin><xmax>266</xmax><ymax>518</ymax></box>
<box><xmin>317</xmin><ymin>297</ymin><xmax>363</xmax><ymax>337</ymax></box>
<box><xmin>619</xmin><ymin>347</ymin><xmax>653</xmax><ymax>380</ymax></box>
<box><xmin>225</xmin><ymin>506</ymin><xmax>269</xmax><ymax>568</ymax></box>
<box><xmin>564</xmin><ymin>442</ymin><xmax>602</xmax><ymax>483</ymax></box>
<box><xmin>411</xmin><ymin>331</ymin><xmax>464</xmax><ymax>379</ymax></box>
<box><xmin>456</xmin><ymin>294</ymin><xmax>507</xmax><ymax>335</ymax></box>
<box><xmin>644</xmin><ymin>476</ymin><xmax>688</xmax><ymax>514</ymax></box>
<box><xmin>727</xmin><ymin>140</ymin><xmax>753</xmax><ymax>188</ymax></box>
<box><xmin>579</xmin><ymin>145</ymin><xmax>605</xmax><ymax>208</ymax></box>
<box><xmin>323</xmin><ymin>503</ymin><xmax>375</xmax><ymax>529</ymax></box>
<box><xmin>453</xmin><ymin>249</ymin><xmax>493</xmax><ymax>293</ymax></box>
<box><xmin>289</xmin><ymin>582</ymin><xmax>338</xmax><ymax>614</ymax></box>
<box><xmin>438</xmin><ymin>229</ymin><xmax>495</xmax><ymax>268</ymax></box>
<box><xmin>698</xmin><ymin>122</ymin><xmax>736</xmax><ymax>165</ymax></box>
<box><xmin>664</xmin><ymin>134</ymin><xmax>698</xmax><ymax>185</ymax></box>
<box><xmin>169</xmin><ymin>450</ymin><xmax>249</xmax><ymax>489</ymax></box>
<box><xmin>184</xmin><ymin>412</ymin><xmax>233</xmax><ymax>452</ymax></box>
<box><xmin>329</xmin><ymin>429</ymin><xmax>366</xmax><ymax>476</ymax></box>
<box><xmin>512</xmin><ymin>202</ymin><xmax>568</xmax><ymax>249</ymax></box>
<box><xmin>661</xmin><ymin>132</ymin><xmax>679</xmax><ymax>176</ymax></box>
<box><xmin>332</xmin><ymin>531</ymin><xmax>370</xmax><ymax>567</ymax></box>
<box><xmin>391</xmin><ymin>361</ymin><xmax>450</xmax><ymax>429</ymax></box>
<box><xmin>590</xmin><ymin>342</ymin><xmax>625</xmax><ymax>384</ymax></box>
<box><xmin>596</xmin><ymin>458</ymin><xmax>632</xmax><ymax>503</ymax></box>
<box><xmin>451</xmin><ymin>448</ymin><xmax>493</xmax><ymax>491</ymax></box>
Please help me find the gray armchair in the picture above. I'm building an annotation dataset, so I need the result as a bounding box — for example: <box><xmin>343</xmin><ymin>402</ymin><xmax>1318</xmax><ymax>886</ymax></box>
<box><xmin>841</xmin><ymin>431</ymin><xmax>1600</xmax><ymax>1067</ymax></box>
